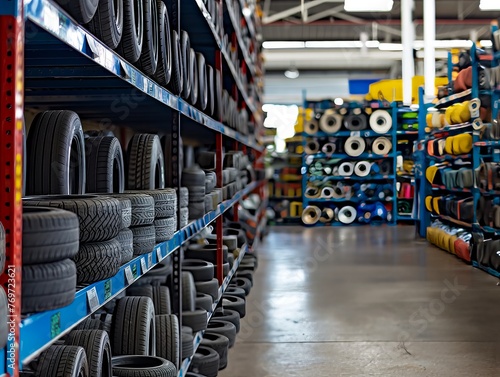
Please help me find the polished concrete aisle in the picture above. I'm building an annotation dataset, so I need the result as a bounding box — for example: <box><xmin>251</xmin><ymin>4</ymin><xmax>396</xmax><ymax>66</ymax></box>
<box><xmin>219</xmin><ymin>225</ymin><xmax>500</xmax><ymax>377</ymax></box>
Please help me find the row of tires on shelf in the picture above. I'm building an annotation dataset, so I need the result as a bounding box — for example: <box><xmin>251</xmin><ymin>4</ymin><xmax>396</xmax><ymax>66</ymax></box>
<box><xmin>304</xmin><ymin>183</ymin><xmax>394</xmax><ymax>201</ymax></box>
<box><xmin>27</xmin><ymin>224</ymin><xmax>259</xmax><ymax>377</ymax></box>
<box><xmin>426</xmin><ymin>221</ymin><xmax>471</xmax><ymax>263</ymax></box>
<box><xmin>302</xmin><ymin>202</ymin><xmax>392</xmax><ymax>225</ymax></box>
<box><xmin>426</xmin><ymin>133</ymin><xmax>472</xmax><ymax>157</ymax></box>
<box><xmin>306</xmin><ymin>158</ymin><xmax>393</xmax><ymax>178</ymax></box>
<box><xmin>425</xmin><ymin>165</ymin><xmax>473</xmax><ymax>190</ymax></box>
<box><xmin>304</xmin><ymin>136</ymin><xmax>393</xmax><ymax>157</ymax></box>
<box><xmin>53</xmin><ymin>0</ymin><xmax>253</xmax><ymax>134</ymax></box>
<box><xmin>304</xmin><ymin>109</ymin><xmax>393</xmax><ymax>135</ymax></box>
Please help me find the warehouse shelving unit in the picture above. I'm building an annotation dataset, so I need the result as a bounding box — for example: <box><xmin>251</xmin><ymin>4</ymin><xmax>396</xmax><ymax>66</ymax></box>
<box><xmin>0</xmin><ymin>0</ymin><xmax>266</xmax><ymax>375</ymax></box>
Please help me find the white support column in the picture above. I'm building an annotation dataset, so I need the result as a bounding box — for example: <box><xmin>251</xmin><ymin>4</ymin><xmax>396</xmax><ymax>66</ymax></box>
<box><xmin>401</xmin><ymin>0</ymin><xmax>414</xmax><ymax>106</ymax></box>
<box><xmin>424</xmin><ymin>0</ymin><xmax>436</xmax><ymax>102</ymax></box>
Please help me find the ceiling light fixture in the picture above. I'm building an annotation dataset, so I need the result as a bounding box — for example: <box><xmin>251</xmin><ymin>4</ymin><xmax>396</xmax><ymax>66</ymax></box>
<box><xmin>262</xmin><ymin>41</ymin><xmax>305</xmax><ymax>49</ymax></box>
<box><xmin>479</xmin><ymin>0</ymin><xmax>500</xmax><ymax>10</ymax></box>
<box><xmin>344</xmin><ymin>0</ymin><xmax>394</xmax><ymax>12</ymax></box>
<box><xmin>284</xmin><ymin>67</ymin><xmax>300</xmax><ymax>79</ymax></box>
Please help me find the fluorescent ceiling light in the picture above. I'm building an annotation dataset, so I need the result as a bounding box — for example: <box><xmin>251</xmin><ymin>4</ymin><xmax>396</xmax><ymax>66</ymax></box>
<box><xmin>480</xmin><ymin>0</ymin><xmax>500</xmax><ymax>10</ymax></box>
<box><xmin>344</xmin><ymin>0</ymin><xmax>394</xmax><ymax>12</ymax></box>
<box><xmin>262</xmin><ymin>41</ymin><xmax>305</xmax><ymax>49</ymax></box>
<box><xmin>305</xmin><ymin>41</ymin><xmax>363</xmax><ymax>48</ymax></box>
<box><xmin>379</xmin><ymin>43</ymin><xmax>402</xmax><ymax>51</ymax></box>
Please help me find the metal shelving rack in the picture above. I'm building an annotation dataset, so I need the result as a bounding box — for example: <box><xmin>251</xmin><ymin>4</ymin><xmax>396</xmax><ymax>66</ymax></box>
<box><xmin>0</xmin><ymin>0</ymin><xmax>266</xmax><ymax>375</ymax></box>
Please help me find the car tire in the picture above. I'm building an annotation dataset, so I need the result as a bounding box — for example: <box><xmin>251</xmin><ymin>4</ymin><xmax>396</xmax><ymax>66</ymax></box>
<box><xmin>115</xmin><ymin>0</ymin><xmax>143</xmax><ymax>63</ymax></box>
<box><xmin>154</xmin><ymin>0</ymin><xmax>172</xmax><ymax>86</ymax></box>
<box><xmin>136</xmin><ymin>0</ymin><xmax>159</xmax><ymax>75</ymax></box>
<box><xmin>182</xmin><ymin>309</ymin><xmax>208</xmax><ymax>333</ymax></box>
<box><xmin>65</xmin><ymin>330</ymin><xmax>112</xmax><ymax>377</ymax></box>
<box><xmin>155</xmin><ymin>314</ymin><xmax>179</xmax><ymax>370</ymax></box>
<box><xmin>112</xmin><ymin>355</ymin><xmax>176</xmax><ymax>377</ymax></box>
<box><xmin>127</xmin><ymin>134</ymin><xmax>166</xmax><ymax>190</ymax></box>
<box><xmin>206</xmin><ymin>320</ymin><xmax>236</xmax><ymax>348</ymax></box>
<box><xmin>35</xmin><ymin>345</ymin><xmax>89</xmax><ymax>377</ymax></box>
<box><xmin>182</xmin><ymin>259</ymin><xmax>214</xmax><ymax>282</ymax></box>
<box><xmin>188</xmin><ymin>346</ymin><xmax>219</xmax><ymax>377</ymax></box>
<box><xmin>74</xmin><ymin>238</ymin><xmax>122</xmax><ymax>283</ymax></box>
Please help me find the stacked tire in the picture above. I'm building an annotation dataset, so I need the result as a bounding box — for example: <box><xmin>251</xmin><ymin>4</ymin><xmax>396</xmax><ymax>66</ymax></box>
<box><xmin>182</xmin><ymin>166</ymin><xmax>207</xmax><ymax>220</ymax></box>
<box><xmin>178</xmin><ymin>187</ymin><xmax>190</xmax><ymax>228</ymax></box>
<box><xmin>197</xmin><ymin>152</ymin><xmax>223</xmax><ymax>212</ymax></box>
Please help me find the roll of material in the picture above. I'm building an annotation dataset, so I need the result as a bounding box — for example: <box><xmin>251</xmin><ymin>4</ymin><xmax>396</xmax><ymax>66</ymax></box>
<box><xmin>344</xmin><ymin>136</ymin><xmax>366</xmax><ymax>157</ymax></box>
<box><xmin>338</xmin><ymin>206</ymin><xmax>357</xmax><ymax>224</ymax></box>
<box><xmin>322</xmin><ymin>142</ymin><xmax>336</xmax><ymax>155</ymax></box>
<box><xmin>304</xmin><ymin>186</ymin><xmax>320</xmax><ymax>199</ymax></box>
<box><xmin>472</xmin><ymin>118</ymin><xmax>483</xmax><ymax>130</ymax></box>
<box><xmin>332</xmin><ymin>185</ymin><xmax>344</xmax><ymax>199</ymax></box>
<box><xmin>320</xmin><ymin>186</ymin><xmax>335</xmax><ymax>199</ymax></box>
<box><xmin>302</xmin><ymin>206</ymin><xmax>321</xmax><ymax>225</ymax></box>
<box><xmin>344</xmin><ymin>113</ymin><xmax>368</xmax><ymax>131</ymax></box>
<box><xmin>369</xmin><ymin>110</ymin><xmax>392</xmax><ymax>134</ymax></box>
<box><xmin>379</xmin><ymin>160</ymin><xmax>392</xmax><ymax>175</ymax></box>
<box><xmin>469</xmin><ymin>98</ymin><xmax>481</xmax><ymax>118</ymax></box>
<box><xmin>304</xmin><ymin>119</ymin><xmax>319</xmax><ymax>135</ymax></box>
<box><xmin>339</xmin><ymin>162</ymin><xmax>355</xmax><ymax>176</ymax></box>
<box><xmin>320</xmin><ymin>208</ymin><xmax>335</xmax><ymax>223</ymax></box>
<box><xmin>354</xmin><ymin>161</ymin><xmax>371</xmax><ymax>177</ymax></box>
<box><xmin>319</xmin><ymin>109</ymin><xmax>343</xmax><ymax>133</ymax></box>
<box><xmin>372</xmin><ymin>137</ymin><xmax>392</xmax><ymax>156</ymax></box>
<box><xmin>305</xmin><ymin>139</ymin><xmax>320</xmax><ymax>155</ymax></box>
<box><xmin>430</xmin><ymin>112</ymin><xmax>442</xmax><ymax>128</ymax></box>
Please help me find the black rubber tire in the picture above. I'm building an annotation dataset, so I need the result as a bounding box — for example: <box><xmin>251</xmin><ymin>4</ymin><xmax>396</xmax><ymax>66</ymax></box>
<box><xmin>109</xmin><ymin>193</ymin><xmax>155</xmax><ymax>226</ymax></box>
<box><xmin>195</xmin><ymin>279</ymin><xmax>219</xmax><ymax>301</ymax></box>
<box><xmin>154</xmin><ymin>0</ymin><xmax>172</xmax><ymax>86</ymax></box>
<box><xmin>74</xmin><ymin>238</ymin><xmax>122</xmax><ymax>284</ymax></box>
<box><xmin>181</xmin><ymin>309</ymin><xmax>207</xmax><ymax>333</ymax></box>
<box><xmin>195</xmin><ymin>292</ymin><xmax>213</xmax><ymax>312</ymax></box>
<box><xmin>168</xmin><ymin>30</ymin><xmax>183</xmax><ymax>95</ymax></box>
<box><xmin>136</xmin><ymin>0</ymin><xmax>158</xmax><ymax>75</ymax></box>
<box><xmin>195</xmin><ymin>52</ymin><xmax>208</xmax><ymax>111</ymax></box>
<box><xmin>182</xmin><ymin>272</ymin><xmax>196</xmax><ymax>311</ymax></box>
<box><xmin>230</xmin><ymin>277</ymin><xmax>251</xmax><ymax>295</ymax></box>
<box><xmin>127</xmin><ymin>284</ymin><xmax>154</xmax><ymax>299</ymax></box>
<box><xmin>86</xmin><ymin>0</ymin><xmax>123</xmax><ymax>49</ymax></box>
<box><xmin>23</xmin><ymin>195</ymin><xmax>122</xmax><ymax>243</ymax></box>
<box><xmin>223</xmin><ymin>262</ymin><xmax>229</xmax><ymax>277</ymax></box>
<box><xmin>151</xmin><ymin>286</ymin><xmax>171</xmax><ymax>315</ymax></box>
<box><xmin>186</xmin><ymin>373</ymin><xmax>206</xmax><ymax>377</ymax></box>
<box><xmin>188</xmin><ymin>346</ymin><xmax>219</xmax><ymax>377</ymax></box>
<box><xmin>201</xmin><ymin>333</ymin><xmax>229</xmax><ymax>370</ymax></box>
<box><xmin>127</xmin><ymin>134</ymin><xmax>166</xmax><ymax>190</ymax></box>
<box><xmin>115</xmin><ymin>0</ymin><xmax>143</xmax><ymax>63</ymax></box>
<box><xmin>154</xmin><ymin>217</ymin><xmax>176</xmax><ymax>242</ymax></box>
<box><xmin>223</xmin><ymin>228</ymin><xmax>246</xmax><ymax>248</ymax></box>
<box><xmin>189</xmin><ymin>48</ymin><xmax>198</xmax><ymax>105</ymax></box>
<box><xmin>117</xmin><ymin>228</ymin><xmax>134</xmax><ymax>264</ymax></box>
<box><xmin>213</xmin><ymin>68</ymin><xmax>222</xmax><ymax>121</ymax></box>
<box><xmin>181</xmin><ymin>332</ymin><xmax>194</xmax><ymax>359</ymax></box>
<box><xmin>142</xmin><ymin>260</ymin><xmax>172</xmax><ymax>285</ymax></box>
<box><xmin>227</xmin><ymin>253</ymin><xmax>234</xmax><ymax>268</ymax></box>
<box><xmin>22</xmin><ymin>259</ymin><xmax>76</xmax><ymax>314</ymax></box>
<box><xmin>0</xmin><ymin>289</ymin><xmax>7</xmax><ymax>349</ymax></box>
<box><xmin>131</xmin><ymin>225</ymin><xmax>156</xmax><ymax>255</ymax></box>
<box><xmin>182</xmin><ymin>259</ymin><xmax>214</xmax><ymax>282</ymax></box>
<box><xmin>65</xmin><ymin>330</ymin><xmax>112</xmax><ymax>377</ymax></box>
<box><xmin>35</xmin><ymin>345</ymin><xmax>89</xmax><ymax>377</ymax></box>
<box><xmin>235</xmin><ymin>270</ymin><xmax>253</xmax><ymax>285</ymax></box>
<box><xmin>118</xmin><ymin>197</ymin><xmax>133</xmax><ymax>229</ymax></box>
<box><xmin>221</xmin><ymin>295</ymin><xmax>245</xmax><ymax>318</ymax></box>
<box><xmin>180</xmin><ymin>30</ymin><xmax>192</xmax><ymax>100</ymax></box>
<box><xmin>112</xmin><ymin>355</ymin><xmax>176</xmax><ymax>377</ymax></box>
<box><xmin>181</xmin><ymin>326</ymin><xmax>192</xmax><ymax>335</ymax></box>
<box><xmin>213</xmin><ymin>308</ymin><xmax>240</xmax><ymax>333</ymax></box>
<box><xmin>180</xmin><ymin>207</ymin><xmax>189</xmax><ymax>228</ymax></box>
<box><xmin>206</xmin><ymin>65</ymin><xmax>215</xmax><ymax>116</ymax></box>
<box><xmin>76</xmin><ymin>315</ymin><xmax>111</xmax><ymax>333</ymax></box>
<box><xmin>224</xmin><ymin>286</ymin><xmax>245</xmax><ymax>301</ymax></box>
<box><xmin>155</xmin><ymin>314</ymin><xmax>179</xmax><ymax>370</ymax></box>
<box><xmin>85</xmin><ymin>136</ymin><xmax>125</xmax><ymax>194</ymax></box>
<box><xmin>22</xmin><ymin>206</ymin><xmax>79</xmax><ymax>265</ymax></box>
<box><xmin>26</xmin><ymin>110</ymin><xmax>86</xmax><ymax>195</ymax></box>
<box><xmin>206</xmin><ymin>320</ymin><xmax>236</xmax><ymax>348</ymax></box>
<box><xmin>185</xmin><ymin>244</ymin><xmax>228</xmax><ymax>264</ymax></box>
<box><xmin>54</xmin><ymin>0</ymin><xmax>99</xmax><ymax>23</ymax></box>
<box><xmin>127</xmin><ymin>189</ymin><xmax>177</xmax><ymax>219</ymax></box>
<box><xmin>111</xmin><ymin>296</ymin><xmax>156</xmax><ymax>356</ymax></box>
<box><xmin>237</xmin><ymin>262</ymin><xmax>255</xmax><ymax>272</ymax></box>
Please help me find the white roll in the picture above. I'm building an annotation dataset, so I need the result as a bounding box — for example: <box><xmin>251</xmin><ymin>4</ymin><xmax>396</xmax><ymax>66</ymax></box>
<box><xmin>344</xmin><ymin>136</ymin><xmax>366</xmax><ymax>157</ymax></box>
<box><xmin>372</xmin><ymin>137</ymin><xmax>392</xmax><ymax>156</ymax></box>
<box><xmin>331</xmin><ymin>185</ymin><xmax>344</xmax><ymax>199</ymax></box>
<box><xmin>320</xmin><ymin>208</ymin><xmax>335</xmax><ymax>223</ymax></box>
<box><xmin>319</xmin><ymin>109</ymin><xmax>343</xmax><ymax>134</ymax></box>
<box><xmin>304</xmin><ymin>119</ymin><xmax>319</xmax><ymax>135</ymax></box>
<box><xmin>369</xmin><ymin>110</ymin><xmax>392</xmax><ymax>134</ymax></box>
<box><xmin>304</xmin><ymin>139</ymin><xmax>320</xmax><ymax>155</ymax></box>
<box><xmin>472</xmin><ymin>118</ymin><xmax>483</xmax><ymax>130</ymax></box>
<box><xmin>302</xmin><ymin>206</ymin><xmax>321</xmax><ymax>225</ymax></box>
<box><xmin>338</xmin><ymin>206</ymin><xmax>357</xmax><ymax>224</ymax></box>
<box><xmin>339</xmin><ymin>162</ymin><xmax>355</xmax><ymax>176</ymax></box>
<box><xmin>322</xmin><ymin>142</ymin><xmax>336</xmax><ymax>155</ymax></box>
<box><xmin>321</xmin><ymin>186</ymin><xmax>335</xmax><ymax>199</ymax></box>
<box><xmin>354</xmin><ymin>161</ymin><xmax>371</xmax><ymax>177</ymax></box>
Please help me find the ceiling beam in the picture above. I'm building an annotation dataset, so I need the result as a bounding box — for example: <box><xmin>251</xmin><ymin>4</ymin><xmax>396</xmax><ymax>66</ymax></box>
<box><xmin>304</xmin><ymin>5</ymin><xmax>345</xmax><ymax>23</ymax></box>
<box><xmin>331</xmin><ymin>12</ymin><xmax>402</xmax><ymax>36</ymax></box>
<box><xmin>263</xmin><ymin>0</ymin><xmax>344</xmax><ymax>24</ymax></box>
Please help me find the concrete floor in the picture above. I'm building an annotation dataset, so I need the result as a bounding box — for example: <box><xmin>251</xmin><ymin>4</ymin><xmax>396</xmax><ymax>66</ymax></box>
<box><xmin>219</xmin><ymin>225</ymin><xmax>500</xmax><ymax>377</ymax></box>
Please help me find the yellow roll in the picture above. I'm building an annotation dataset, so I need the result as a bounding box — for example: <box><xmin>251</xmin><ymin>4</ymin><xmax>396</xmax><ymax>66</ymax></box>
<box><xmin>426</xmin><ymin>166</ymin><xmax>439</xmax><ymax>184</ymax></box>
<box><xmin>425</xmin><ymin>196</ymin><xmax>433</xmax><ymax>212</ymax></box>
<box><xmin>450</xmin><ymin>104</ymin><xmax>463</xmax><ymax>125</ymax></box>
<box><xmin>452</xmin><ymin>133</ymin><xmax>472</xmax><ymax>154</ymax></box>
<box><xmin>445</xmin><ymin>137</ymin><xmax>454</xmax><ymax>154</ymax></box>
<box><xmin>445</xmin><ymin>106</ymin><xmax>455</xmax><ymax>125</ymax></box>
<box><xmin>426</xmin><ymin>113</ymin><xmax>433</xmax><ymax>127</ymax></box>
<box><xmin>432</xmin><ymin>197</ymin><xmax>441</xmax><ymax>214</ymax></box>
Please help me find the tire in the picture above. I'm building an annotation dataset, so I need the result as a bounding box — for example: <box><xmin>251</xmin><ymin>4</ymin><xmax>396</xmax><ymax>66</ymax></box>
<box><xmin>180</xmin><ymin>207</ymin><xmax>189</xmax><ymax>228</ymax></box>
<box><xmin>117</xmin><ymin>228</ymin><xmax>134</xmax><ymax>264</ymax></box>
<box><xmin>127</xmin><ymin>134</ymin><xmax>166</xmax><ymax>190</ymax></box>
<box><xmin>227</xmin><ymin>253</ymin><xmax>234</xmax><ymax>268</ymax></box>
<box><xmin>85</xmin><ymin>136</ymin><xmax>125</xmax><ymax>194</ymax></box>
<box><xmin>206</xmin><ymin>65</ymin><xmax>215</xmax><ymax>116</ymax></box>
<box><xmin>213</xmin><ymin>68</ymin><xmax>222</xmax><ymax>121</ymax></box>
<box><xmin>26</xmin><ymin>110</ymin><xmax>86</xmax><ymax>195</ymax></box>
<box><xmin>230</xmin><ymin>277</ymin><xmax>251</xmax><ymax>295</ymax></box>
<box><xmin>201</xmin><ymin>333</ymin><xmax>229</xmax><ymax>370</ymax></box>
<box><xmin>115</xmin><ymin>0</ymin><xmax>143</xmax><ymax>63</ymax></box>
<box><xmin>54</xmin><ymin>0</ymin><xmax>99</xmax><ymax>23</ymax></box>
<box><xmin>0</xmin><ymin>289</ymin><xmax>7</xmax><ymax>349</ymax></box>
<box><xmin>112</xmin><ymin>355</ymin><xmax>176</xmax><ymax>377</ymax></box>
<box><xmin>86</xmin><ymin>0</ymin><xmax>123</xmax><ymax>49</ymax></box>
<box><xmin>22</xmin><ymin>206</ymin><xmax>79</xmax><ymax>265</ymax></box>
<box><xmin>213</xmin><ymin>308</ymin><xmax>240</xmax><ymax>333</ymax></box>
<box><xmin>221</xmin><ymin>295</ymin><xmax>245</xmax><ymax>318</ymax></box>
<box><xmin>195</xmin><ymin>293</ymin><xmax>213</xmax><ymax>312</ymax></box>
<box><xmin>35</xmin><ymin>345</ymin><xmax>89</xmax><ymax>377</ymax></box>
<box><xmin>185</xmin><ymin>244</ymin><xmax>228</xmax><ymax>264</ymax></box>
<box><xmin>74</xmin><ymin>238</ymin><xmax>122</xmax><ymax>283</ymax></box>
<box><xmin>136</xmin><ymin>0</ymin><xmax>158</xmax><ymax>75</ymax></box>
<box><xmin>237</xmin><ymin>262</ymin><xmax>255</xmax><ymax>272</ymax></box>
<box><xmin>189</xmin><ymin>48</ymin><xmax>198</xmax><ymax>105</ymax></box>
<box><xmin>182</xmin><ymin>309</ymin><xmax>208</xmax><ymax>333</ymax></box>
<box><xmin>195</xmin><ymin>279</ymin><xmax>219</xmax><ymax>301</ymax></box>
<box><xmin>182</xmin><ymin>259</ymin><xmax>214</xmax><ymax>281</ymax></box>
<box><xmin>76</xmin><ymin>318</ymin><xmax>106</xmax><ymax>332</ymax></box>
<box><xmin>155</xmin><ymin>1</ymin><xmax>172</xmax><ymax>86</ymax></box>
<box><xmin>206</xmin><ymin>320</ymin><xmax>236</xmax><ymax>348</ymax></box>
<box><xmin>155</xmin><ymin>217</ymin><xmax>176</xmax><ymax>242</ymax></box>
<box><xmin>23</xmin><ymin>195</ymin><xmax>122</xmax><ymax>243</ymax></box>
<box><xmin>182</xmin><ymin>166</ymin><xmax>206</xmax><ymax>187</ymax></box>
<box><xmin>22</xmin><ymin>259</ymin><xmax>76</xmax><ymax>314</ymax></box>
<box><xmin>235</xmin><ymin>270</ymin><xmax>253</xmax><ymax>285</ymax></box>
<box><xmin>65</xmin><ymin>330</ymin><xmax>112</xmax><ymax>377</ymax></box>
<box><xmin>111</xmin><ymin>296</ymin><xmax>156</xmax><ymax>356</ymax></box>
<box><xmin>127</xmin><ymin>284</ymin><xmax>153</xmax><ymax>299</ymax></box>
<box><xmin>168</xmin><ymin>30</ymin><xmax>183</xmax><ymax>95</ymax></box>
<box><xmin>224</xmin><ymin>287</ymin><xmax>245</xmax><ymax>300</ymax></box>
<box><xmin>131</xmin><ymin>225</ymin><xmax>156</xmax><ymax>255</ymax></box>
<box><xmin>180</xmin><ymin>30</ymin><xmax>191</xmax><ymax>99</ymax></box>
<box><xmin>109</xmin><ymin>193</ymin><xmax>155</xmax><ymax>226</ymax></box>
<box><xmin>151</xmin><ymin>286</ymin><xmax>171</xmax><ymax>315</ymax></box>
<box><xmin>188</xmin><ymin>346</ymin><xmax>219</xmax><ymax>377</ymax></box>
<box><xmin>181</xmin><ymin>326</ymin><xmax>192</xmax><ymax>335</ymax></box>
<box><xmin>195</xmin><ymin>53</ymin><xmax>208</xmax><ymax>111</ymax></box>
<box><xmin>223</xmin><ymin>263</ymin><xmax>229</xmax><ymax>277</ymax></box>
<box><xmin>155</xmin><ymin>314</ymin><xmax>179</xmax><ymax>370</ymax></box>
<box><xmin>127</xmin><ymin>189</ymin><xmax>177</xmax><ymax>218</ymax></box>
<box><xmin>181</xmin><ymin>332</ymin><xmax>194</xmax><ymax>359</ymax></box>
<box><xmin>142</xmin><ymin>260</ymin><xmax>172</xmax><ymax>285</ymax></box>
<box><xmin>161</xmin><ymin>134</ymin><xmax>184</xmax><ymax>187</ymax></box>
<box><xmin>182</xmin><ymin>271</ymin><xmax>196</xmax><ymax>311</ymax></box>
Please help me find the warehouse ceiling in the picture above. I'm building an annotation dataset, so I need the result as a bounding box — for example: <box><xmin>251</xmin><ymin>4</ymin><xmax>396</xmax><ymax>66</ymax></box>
<box><xmin>261</xmin><ymin>0</ymin><xmax>500</xmax><ymax>72</ymax></box>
